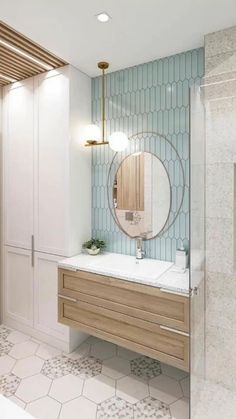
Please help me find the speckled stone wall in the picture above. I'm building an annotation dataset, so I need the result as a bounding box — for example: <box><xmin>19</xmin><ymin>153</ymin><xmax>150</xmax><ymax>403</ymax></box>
<box><xmin>91</xmin><ymin>48</ymin><xmax>204</xmax><ymax>261</ymax></box>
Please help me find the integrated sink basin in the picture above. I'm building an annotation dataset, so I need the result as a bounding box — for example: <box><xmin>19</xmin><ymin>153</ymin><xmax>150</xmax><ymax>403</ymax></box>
<box><xmin>59</xmin><ymin>252</ymin><xmax>174</xmax><ymax>285</ymax></box>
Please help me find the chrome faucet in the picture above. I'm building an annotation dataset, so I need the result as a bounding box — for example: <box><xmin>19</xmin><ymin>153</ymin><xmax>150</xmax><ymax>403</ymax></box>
<box><xmin>136</xmin><ymin>237</ymin><xmax>145</xmax><ymax>259</ymax></box>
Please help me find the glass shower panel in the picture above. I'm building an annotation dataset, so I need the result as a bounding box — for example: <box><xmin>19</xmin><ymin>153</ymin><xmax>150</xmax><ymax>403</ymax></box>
<box><xmin>190</xmin><ymin>84</ymin><xmax>205</xmax><ymax>418</ymax></box>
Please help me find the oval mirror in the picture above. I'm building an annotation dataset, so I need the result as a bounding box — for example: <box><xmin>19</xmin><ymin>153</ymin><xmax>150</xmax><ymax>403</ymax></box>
<box><xmin>113</xmin><ymin>151</ymin><xmax>171</xmax><ymax>239</ymax></box>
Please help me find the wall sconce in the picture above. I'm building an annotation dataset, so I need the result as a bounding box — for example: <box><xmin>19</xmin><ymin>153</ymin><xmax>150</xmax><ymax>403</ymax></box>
<box><xmin>84</xmin><ymin>62</ymin><xmax>128</xmax><ymax>151</ymax></box>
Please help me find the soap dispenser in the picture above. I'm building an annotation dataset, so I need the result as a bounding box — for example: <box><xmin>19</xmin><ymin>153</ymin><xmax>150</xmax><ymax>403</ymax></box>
<box><xmin>175</xmin><ymin>243</ymin><xmax>188</xmax><ymax>269</ymax></box>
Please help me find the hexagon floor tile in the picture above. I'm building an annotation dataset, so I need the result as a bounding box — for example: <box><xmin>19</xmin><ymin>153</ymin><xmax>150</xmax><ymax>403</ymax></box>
<box><xmin>149</xmin><ymin>374</ymin><xmax>183</xmax><ymax>404</ymax></box>
<box><xmin>83</xmin><ymin>374</ymin><xmax>115</xmax><ymax>403</ymax></box>
<box><xmin>49</xmin><ymin>373</ymin><xmax>83</xmax><ymax>403</ymax></box>
<box><xmin>15</xmin><ymin>373</ymin><xmax>52</xmax><ymax>403</ymax></box>
<box><xmin>116</xmin><ymin>375</ymin><xmax>149</xmax><ymax>404</ymax></box>
<box><xmin>9</xmin><ymin>340</ymin><xmax>38</xmax><ymax>360</ymax></box>
<box><xmin>0</xmin><ymin>355</ymin><xmax>15</xmax><ymax>375</ymax></box>
<box><xmin>97</xmin><ymin>396</ymin><xmax>133</xmax><ymax>418</ymax></box>
<box><xmin>1</xmin><ymin>325</ymin><xmax>190</xmax><ymax>418</ymax></box>
<box><xmin>0</xmin><ymin>373</ymin><xmax>21</xmax><ymax>397</ymax></box>
<box><xmin>26</xmin><ymin>396</ymin><xmax>61</xmax><ymax>419</ymax></box>
<box><xmin>60</xmin><ymin>396</ymin><xmax>97</xmax><ymax>419</ymax></box>
<box><xmin>102</xmin><ymin>356</ymin><xmax>130</xmax><ymax>379</ymax></box>
<box><xmin>130</xmin><ymin>355</ymin><xmax>162</xmax><ymax>379</ymax></box>
<box><xmin>12</xmin><ymin>355</ymin><xmax>44</xmax><ymax>378</ymax></box>
<box><xmin>134</xmin><ymin>396</ymin><xmax>171</xmax><ymax>418</ymax></box>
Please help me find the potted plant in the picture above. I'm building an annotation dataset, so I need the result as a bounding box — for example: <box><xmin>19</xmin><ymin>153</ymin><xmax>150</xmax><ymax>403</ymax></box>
<box><xmin>82</xmin><ymin>238</ymin><xmax>106</xmax><ymax>255</ymax></box>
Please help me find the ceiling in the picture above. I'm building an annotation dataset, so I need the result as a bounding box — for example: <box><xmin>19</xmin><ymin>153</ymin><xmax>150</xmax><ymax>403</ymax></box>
<box><xmin>0</xmin><ymin>0</ymin><xmax>235</xmax><ymax>77</ymax></box>
<box><xmin>0</xmin><ymin>21</ymin><xmax>67</xmax><ymax>85</ymax></box>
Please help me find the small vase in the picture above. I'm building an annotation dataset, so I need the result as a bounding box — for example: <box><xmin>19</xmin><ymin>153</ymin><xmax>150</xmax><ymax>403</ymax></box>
<box><xmin>86</xmin><ymin>247</ymin><xmax>101</xmax><ymax>256</ymax></box>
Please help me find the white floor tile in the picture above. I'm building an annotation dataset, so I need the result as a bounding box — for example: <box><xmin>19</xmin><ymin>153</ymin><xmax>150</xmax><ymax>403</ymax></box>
<box><xmin>59</xmin><ymin>396</ymin><xmax>97</xmax><ymax>419</ymax></box>
<box><xmin>180</xmin><ymin>376</ymin><xmax>190</xmax><ymax>398</ymax></box>
<box><xmin>83</xmin><ymin>374</ymin><xmax>115</xmax><ymax>403</ymax></box>
<box><xmin>102</xmin><ymin>356</ymin><xmax>130</xmax><ymax>379</ymax></box>
<box><xmin>170</xmin><ymin>397</ymin><xmax>189</xmax><ymax>419</ymax></box>
<box><xmin>161</xmin><ymin>363</ymin><xmax>189</xmax><ymax>381</ymax></box>
<box><xmin>91</xmin><ymin>341</ymin><xmax>116</xmax><ymax>360</ymax></box>
<box><xmin>116</xmin><ymin>375</ymin><xmax>149</xmax><ymax>404</ymax></box>
<box><xmin>12</xmin><ymin>356</ymin><xmax>44</xmax><ymax>378</ymax></box>
<box><xmin>117</xmin><ymin>347</ymin><xmax>139</xmax><ymax>360</ymax></box>
<box><xmin>9</xmin><ymin>341</ymin><xmax>38</xmax><ymax>360</ymax></box>
<box><xmin>64</xmin><ymin>342</ymin><xmax>90</xmax><ymax>360</ymax></box>
<box><xmin>7</xmin><ymin>331</ymin><xmax>30</xmax><ymax>345</ymax></box>
<box><xmin>26</xmin><ymin>396</ymin><xmax>61</xmax><ymax>419</ymax></box>
<box><xmin>49</xmin><ymin>374</ymin><xmax>83</xmax><ymax>403</ymax></box>
<box><xmin>0</xmin><ymin>355</ymin><xmax>15</xmax><ymax>375</ymax></box>
<box><xmin>149</xmin><ymin>375</ymin><xmax>183</xmax><ymax>404</ymax></box>
<box><xmin>36</xmin><ymin>344</ymin><xmax>61</xmax><ymax>360</ymax></box>
<box><xmin>15</xmin><ymin>373</ymin><xmax>52</xmax><ymax>403</ymax></box>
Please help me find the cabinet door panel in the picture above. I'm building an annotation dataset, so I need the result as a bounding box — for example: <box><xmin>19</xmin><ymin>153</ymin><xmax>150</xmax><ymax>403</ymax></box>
<box><xmin>35</xmin><ymin>73</ymin><xmax>69</xmax><ymax>255</ymax></box>
<box><xmin>3</xmin><ymin>81</ymin><xmax>34</xmax><ymax>248</ymax></box>
<box><xmin>34</xmin><ymin>252</ymin><xmax>68</xmax><ymax>340</ymax></box>
<box><xmin>4</xmin><ymin>246</ymin><xmax>33</xmax><ymax>326</ymax></box>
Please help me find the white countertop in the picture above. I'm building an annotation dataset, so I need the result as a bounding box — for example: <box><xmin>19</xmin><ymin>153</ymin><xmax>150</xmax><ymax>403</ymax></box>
<box><xmin>58</xmin><ymin>252</ymin><xmax>189</xmax><ymax>295</ymax></box>
<box><xmin>0</xmin><ymin>396</ymin><xmax>34</xmax><ymax>419</ymax></box>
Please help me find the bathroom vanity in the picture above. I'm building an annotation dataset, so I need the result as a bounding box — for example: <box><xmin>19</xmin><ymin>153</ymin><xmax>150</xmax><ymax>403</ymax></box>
<box><xmin>58</xmin><ymin>253</ymin><xmax>189</xmax><ymax>372</ymax></box>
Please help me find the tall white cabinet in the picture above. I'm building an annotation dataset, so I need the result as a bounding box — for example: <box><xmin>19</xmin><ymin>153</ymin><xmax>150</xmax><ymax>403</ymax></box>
<box><xmin>2</xmin><ymin>66</ymin><xmax>91</xmax><ymax>351</ymax></box>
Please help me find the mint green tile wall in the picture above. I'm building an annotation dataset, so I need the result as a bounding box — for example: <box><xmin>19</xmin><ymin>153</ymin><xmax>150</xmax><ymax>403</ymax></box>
<box><xmin>91</xmin><ymin>48</ymin><xmax>204</xmax><ymax>261</ymax></box>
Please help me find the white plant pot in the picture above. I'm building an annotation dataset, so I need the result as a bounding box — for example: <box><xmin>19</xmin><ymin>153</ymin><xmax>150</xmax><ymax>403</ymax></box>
<box><xmin>86</xmin><ymin>247</ymin><xmax>101</xmax><ymax>256</ymax></box>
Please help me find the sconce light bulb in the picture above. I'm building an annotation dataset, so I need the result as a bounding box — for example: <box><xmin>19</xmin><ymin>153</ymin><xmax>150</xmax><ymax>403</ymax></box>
<box><xmin>84</xmin><ymin>124</ymin><xmax>101</xmax><ymax>142</ymax></box>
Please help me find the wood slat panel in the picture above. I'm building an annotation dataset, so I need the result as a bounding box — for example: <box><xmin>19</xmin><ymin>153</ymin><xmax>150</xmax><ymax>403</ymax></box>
<box><xmin>0</xmin><ymin>56</ymin><xmax>36</xmax><ymax>76</ymax></box>
<box><xmin>1</xmin><ymin>47</ymin><xmax>43</xmax><ymax>72</ymax></box>
<box><xmin>0</xmin><ymin>22</ymin><xmax>65</xmax><ymax>66</ymax></box>
<box><xmin>0</xmin><ymin>20</ymin><xmax>67</xmax><ymax>85</ymax></box>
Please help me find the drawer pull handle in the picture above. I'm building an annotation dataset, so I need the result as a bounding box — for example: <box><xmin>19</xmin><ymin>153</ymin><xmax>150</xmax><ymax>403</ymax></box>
<box><xmin>58</xmin><ymin>294</ymin><xmax>77</xmax><ymax>303</ymax></box>
<box><xmin>160</xmin><ymin>325</ymin><xmax>189</xmax><ymax>337</ymax></box>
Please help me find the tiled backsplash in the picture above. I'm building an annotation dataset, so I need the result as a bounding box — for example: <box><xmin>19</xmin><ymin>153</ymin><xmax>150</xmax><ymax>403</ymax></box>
<box><xmin>91</xmin><ymin>48</ymin><xmax>204</xmax><ymax>261</ymax></box>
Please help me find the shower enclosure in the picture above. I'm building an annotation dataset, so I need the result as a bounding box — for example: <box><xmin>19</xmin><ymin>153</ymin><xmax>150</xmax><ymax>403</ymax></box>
<box><xmin>190</xmin><ymin>25</ymin><xmax>236</xmax><ymax>418</ymax></box>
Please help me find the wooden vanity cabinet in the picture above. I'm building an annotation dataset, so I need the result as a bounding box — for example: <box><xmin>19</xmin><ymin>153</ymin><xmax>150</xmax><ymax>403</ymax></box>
<box><xmin>58</xmin><ymin>268</ymin><xmax>190</xmax><ymax>372</ymax></box>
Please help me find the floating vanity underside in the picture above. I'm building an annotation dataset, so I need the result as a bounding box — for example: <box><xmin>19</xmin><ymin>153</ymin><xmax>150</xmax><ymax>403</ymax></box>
<box><xmin>58</xmin><ymin>256</ymin><xmax>189</xmax><ymax>372</ymax></box>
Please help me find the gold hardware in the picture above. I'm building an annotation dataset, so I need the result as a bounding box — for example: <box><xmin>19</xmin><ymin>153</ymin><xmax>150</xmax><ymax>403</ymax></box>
<box><xmin>58</xmin><ymin>294</ymin><xmax>77</xmax><ymax>303</ymax></box>
<box><xmin>160</xmin><ymin>325</ymin><xmax>189</xmax><ymax>337</ymax></box>
<box><xmin>85</xmin><ymin>61</ymin><xmax>109</xmax><ymax>147</ymax></box>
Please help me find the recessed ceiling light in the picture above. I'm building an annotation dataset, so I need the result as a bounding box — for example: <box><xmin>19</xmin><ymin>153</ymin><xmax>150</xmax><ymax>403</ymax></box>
<box><xmin>96</xmin><ymin>12</ymin><xmax>111</xmax><ymax>23</ymax></box>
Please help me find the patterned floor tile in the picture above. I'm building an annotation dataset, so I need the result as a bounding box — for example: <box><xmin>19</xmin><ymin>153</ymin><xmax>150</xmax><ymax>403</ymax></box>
<box><xmin>41</xmin><ymin>355</ymin><xmax>73</xmax><ymax>379</ymax></box>
<box><xmin>131</xmin><ymin>356</ymin><xmax>162</xmax><ymax>379</ymax></box>
<box><xmin>71</xmin><ymin>356</ymin><xmax>102</xmax><ymax>379</ymax></box>
<box><xmin>0</xmin><ymin>339</ymin><xmax>13</xmax><ymax>357</ymax></box>
<box><xmin>134</xmin><ymin>397</ymin><xmax>171</xmax><ymax>418</ymax></box>
<box><xmin>0</xmin><ymin>373</ymin><xmax>21</xmax><ymax>397</ymax></box>
<box><xmin>97</xmin><ymin>396</ymin><xmax>134</xmax><ymax>418</ymax></box>
<box><xmin>0</xmin><ymin>326</ymin><xmax>12</xmax><ymax>340</ymax></box>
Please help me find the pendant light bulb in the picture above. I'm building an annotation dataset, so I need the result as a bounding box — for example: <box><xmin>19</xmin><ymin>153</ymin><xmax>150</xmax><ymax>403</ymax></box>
<box><xmin>109</xmin><ymin>132</ymin><xmax>129</xmax><ymax>152</ymax></box>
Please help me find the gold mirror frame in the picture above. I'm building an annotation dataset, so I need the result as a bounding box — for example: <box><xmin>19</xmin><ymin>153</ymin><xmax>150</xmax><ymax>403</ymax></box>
<box><xmin>107</xmin><ymin>131</ymin><xmax>186</xmax><ymax>240</ymax></box>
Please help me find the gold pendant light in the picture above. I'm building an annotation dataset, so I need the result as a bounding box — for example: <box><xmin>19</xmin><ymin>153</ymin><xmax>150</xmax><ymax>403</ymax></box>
<box><xmin>84</xmin><ymin>61</ymin><xmax>128</xmax><ymax>151</ymax></box>
<box><xmin>84</xmin><ymin>61</ymin><xmax>109</xmax><ymax>147</ymax></box>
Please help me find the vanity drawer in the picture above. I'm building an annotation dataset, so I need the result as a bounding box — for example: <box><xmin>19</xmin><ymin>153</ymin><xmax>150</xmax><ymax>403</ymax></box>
<box><xmin>58</xmin><ymin>268</ymin><xmax>189</xmax><ymax>332</ymax></box>
<box><xmin>58</xmin><ymin>296</ymin><xmax>189</xmax><ymax>371</ymax></box>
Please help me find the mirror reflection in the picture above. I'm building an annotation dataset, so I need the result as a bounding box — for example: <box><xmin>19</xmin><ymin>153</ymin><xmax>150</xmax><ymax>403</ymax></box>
<box><xmin>113</xmin><ymin>151</ymin><xmax>171</xmax><ymax>239</ymax></box>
